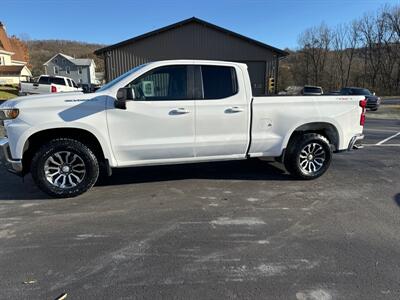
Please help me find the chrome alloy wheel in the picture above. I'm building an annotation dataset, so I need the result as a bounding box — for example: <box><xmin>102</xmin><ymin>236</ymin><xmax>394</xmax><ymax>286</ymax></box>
<box><xmin>299</xmin><ymin>142</ymin><xmax>326</xmax><ymax>174</ymax></box>
<box><xmin>44</xmin><ymin>151</ymin><xmax>86</xmax><ymax>188</ymax></box>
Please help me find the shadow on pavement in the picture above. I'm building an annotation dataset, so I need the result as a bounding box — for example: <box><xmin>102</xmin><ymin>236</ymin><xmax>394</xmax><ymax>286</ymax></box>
<box><xmin>0</xmin><ymin>158</ymin><xmax>293</xmax><ymax>200</ymax></box>
<box><xmin>0</xmin><ymin>170</ymin><xmax>51</xmax><ymax>201</ymax></box>
<box><xmin>96</xmin><ymin>158</ymin><xmax>293</xmax><ymax>187</ymax></box>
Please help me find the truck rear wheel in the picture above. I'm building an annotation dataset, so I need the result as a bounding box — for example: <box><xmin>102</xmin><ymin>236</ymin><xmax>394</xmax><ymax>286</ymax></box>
<box><xmin>284</xmin><ymin>133</ymin><xmax>332</xmax><ymax>179</ymax></box>
<box><xmin>31</xmin><ymin>138</ymin><xmax>99</xmax><ymax>198</ymax></box>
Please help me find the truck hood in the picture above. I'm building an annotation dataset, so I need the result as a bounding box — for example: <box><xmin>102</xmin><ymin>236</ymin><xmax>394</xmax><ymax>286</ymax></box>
<box><xmin>1</xmin><ymin>91</ymin><xmax>111</xmax><ymax>128</ymax></box>
<box><xmin>0</xmin><ymin>92</ymin><xmax>87</xmax><ymax>109</ymax></box>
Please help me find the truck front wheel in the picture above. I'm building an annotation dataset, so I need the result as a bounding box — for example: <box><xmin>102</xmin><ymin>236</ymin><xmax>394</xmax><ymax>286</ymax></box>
<box><xmin>284</xmin><ymin>133</ymin><xmax>332</xmax><ymax>179</ymax></box>
<box><xmin>31</xmin><ymin>138</ymin><xmax>99</xmax><ymax>198</ymax></box>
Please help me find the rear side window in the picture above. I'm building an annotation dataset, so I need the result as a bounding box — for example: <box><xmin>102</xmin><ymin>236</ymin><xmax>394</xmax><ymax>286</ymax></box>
<box><xmin>303</xmin><ymin>87</ymin><xmax>322</xmax><ymax>94</ymax></box>
<box><xmin>201</xmin><ymin>66</ymin><xmax>238</xmax><ymax>99</ymax></box>
<box><xmin>50</xmin><ymin>77</ymin><xmax>66</xmax><ymax>86</ymax></box>
<box><xmin>38</xmin><ymin>76</ymin><xmax>50</xmax><ymax>84</ymax></box>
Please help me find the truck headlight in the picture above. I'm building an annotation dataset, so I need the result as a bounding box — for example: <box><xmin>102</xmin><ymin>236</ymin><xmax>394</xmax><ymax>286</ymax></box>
<box><xmin>0</xmin><ymin>109</ymin><xmax>19</xmax><ymax>120</ymax></box>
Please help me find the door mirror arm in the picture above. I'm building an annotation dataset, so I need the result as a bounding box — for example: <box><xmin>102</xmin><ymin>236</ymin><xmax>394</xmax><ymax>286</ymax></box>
<box><xmin>115</xmin><ymin>87</ymin><xmax>135</xmax><ymax>109</ymax></box>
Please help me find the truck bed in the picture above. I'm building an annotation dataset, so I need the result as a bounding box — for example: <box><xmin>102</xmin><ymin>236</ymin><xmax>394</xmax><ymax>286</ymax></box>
<box><xmin>248</xmin><ymin>95</ymin><xmax>364</xmax><ymax>157</ymax></box>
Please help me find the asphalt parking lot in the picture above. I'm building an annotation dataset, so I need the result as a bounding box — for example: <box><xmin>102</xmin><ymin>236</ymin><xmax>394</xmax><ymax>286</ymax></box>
<box><xmin>0</xmin><ymin>117</ymin><xmax>399</xmax><ymax>299</ymax></box>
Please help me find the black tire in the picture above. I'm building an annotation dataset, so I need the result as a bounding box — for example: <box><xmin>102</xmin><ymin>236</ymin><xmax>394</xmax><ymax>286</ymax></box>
<box><xmin>370</xmin><ymin>108</ymin><xmax>378</xmax><ymax>111</ymax></box>
<box><xmin>284</xmin><ymin>133</ymin><xmax>332</xmax><ymax>180</ymax></box>
<box><xmin>31</xmin><ymin>138</ymin><xmax>99</xmax><ymax>198</ymax></box>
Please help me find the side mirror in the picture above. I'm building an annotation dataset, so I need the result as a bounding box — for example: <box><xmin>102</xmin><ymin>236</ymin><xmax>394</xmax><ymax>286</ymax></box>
<box><xmin>115</xmin><ymin>87</ymin><xmax>135</xmax><ymax>109</ymax></box>
<box><xmin>117</xmin><ymin>87</ymin><xmax>135</xmax><ymax>101</ymax></box>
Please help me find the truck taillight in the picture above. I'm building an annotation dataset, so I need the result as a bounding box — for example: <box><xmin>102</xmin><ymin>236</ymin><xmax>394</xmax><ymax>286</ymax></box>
<box><xmin>51</xmin><ymin>86</ymin><xmax>57</xmax><ymax>93</ymax></box>
<box><xmin>359</xmin><ymin>99</ymin><xmax>367</xmax><ymax>126</ymax></box>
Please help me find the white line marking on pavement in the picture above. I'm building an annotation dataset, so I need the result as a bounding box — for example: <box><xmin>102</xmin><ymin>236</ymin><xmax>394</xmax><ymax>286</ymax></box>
<box><xmin>364</xmin><ymin>144</ymin><xmax>400</xmax><ymax>147</ymax></box>
<box><xmin>364</xmin><ymin>128</ymin><xmax>399</xmax><ymax>133</ymax></box>
<box><xmin>376</xmin><ymin>132</ymin><xmax>400</xmax><ymax>145</ymax></box>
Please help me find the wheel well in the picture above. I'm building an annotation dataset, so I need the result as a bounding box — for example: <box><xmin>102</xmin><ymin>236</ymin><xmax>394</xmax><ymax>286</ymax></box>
<box><xmin>22</xmin><ymin>128</ymin><xmax>105</xmax><ymax>172</ymax></box>
<box><xmin>288</xmin><ymin>122</ymin><xmax>339</xmax><ymax>151</ymax></box>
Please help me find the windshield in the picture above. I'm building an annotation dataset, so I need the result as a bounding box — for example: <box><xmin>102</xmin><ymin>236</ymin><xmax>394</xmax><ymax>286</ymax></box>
<box><xmin>96</xmin><ymin>64</ymin><xmax>148</xmax><ymax>92</ymax></box>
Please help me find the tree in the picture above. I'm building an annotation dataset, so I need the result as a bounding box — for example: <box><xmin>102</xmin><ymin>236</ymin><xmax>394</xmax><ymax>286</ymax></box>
<box><xmin>286</xmin><ymin>3</ymin><xmax>400</xmax><ymax>95</ymax></box>
<box><xmin>298</xmin><ymin>23</ymin><xmax>331</xmax><ymax>86</ymax></box>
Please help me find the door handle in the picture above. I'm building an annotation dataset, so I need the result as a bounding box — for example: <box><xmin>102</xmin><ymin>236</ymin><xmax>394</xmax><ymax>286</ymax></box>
<box><xmin>169</xmin><ymin>108</ymin><xmax>190</xmax><ymax>115</ymax></box>
<box><xmin>225</xmin><ymin>106</ymin><xmax>244</xmax><ymax>113</ymax></box>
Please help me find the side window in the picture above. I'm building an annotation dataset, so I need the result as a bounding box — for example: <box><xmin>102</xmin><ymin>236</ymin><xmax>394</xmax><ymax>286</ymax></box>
<box><xmin>50</xmin><ymin>77</ymin><xmax>66</xmax><ymax>86</ymax></box>
<box><xmin>66</xmin><ymin>79</ymin><xmax>72</xmax><ymax>87</ymax></box>
<box><xmin>201</xmin><ymin>66</ymin><xmax>238</xmax><ymax>99</ymax></box>
<box><xmin>127</xmin><ymin>65</ymin><xmax>188</xmax><ymax>101</ymax></box>
<box><xmin>38</xmin><ymin>76</ymin><xmax>50</xmax><ymax>84</ymax></box>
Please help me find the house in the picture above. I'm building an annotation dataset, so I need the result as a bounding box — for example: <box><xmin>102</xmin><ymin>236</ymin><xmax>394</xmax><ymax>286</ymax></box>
<box><xmin>95</xmin><ymin>17</ymin><xmax>288</xmax><ymax>95</ymax></box>
<box><xmin>0</xmin><ymin>22</ymin><xmax>32</xmax><ymax>84</ymax></box>
<box><xmin>44</xmin><ymin>53</ymin><xmax>97</xmax><ymax>87</ymax></box>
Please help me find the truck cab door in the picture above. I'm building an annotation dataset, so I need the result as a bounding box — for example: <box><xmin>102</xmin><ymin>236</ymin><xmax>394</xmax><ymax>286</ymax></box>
<box><xmin>193</xmin><ymin>64</ymin><xmax>250</xmax><ymax>158</ymax></box>
<box><xmin>106</xmin><ymin>65</ymin><xmax>195</xmax><ymax>166</ymax></box>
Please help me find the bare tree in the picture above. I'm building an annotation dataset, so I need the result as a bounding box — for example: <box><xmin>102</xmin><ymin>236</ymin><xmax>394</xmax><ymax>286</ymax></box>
<box><xmin>298</xmin><ymin>23</ymin><xmax>331</xmax><ymax>86</ymax></box>
<box><xmin>343</xmin><ymin>21</ymin><xmax>360</xmax><ymax>87</ymax></box>
<box><xmin>287</xmin><ymin>4</ymin><xmax>400</xmax><ymax>95</ymax></box>
<box><xmin>381</xmin><ymin>5</ymin><xmax>400</xmax><ymax>93</ymax></box>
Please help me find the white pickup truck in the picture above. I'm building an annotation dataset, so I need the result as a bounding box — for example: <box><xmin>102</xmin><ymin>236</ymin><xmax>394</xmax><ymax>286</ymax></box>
<box><xmin>0</xmin><ymin>60</ymin><xmax>365</xmax><ymax>198</ymax></box>
<box><xmin>19</xmin><ymin>75</ymin><xmax>81</xmax><ymax>95</ymax></box>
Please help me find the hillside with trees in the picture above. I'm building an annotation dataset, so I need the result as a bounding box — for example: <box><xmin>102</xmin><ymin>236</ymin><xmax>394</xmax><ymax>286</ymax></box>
<box><xmin>279</xmin><ymin>4</ymin><xmax>400</xmax><ymax>96</ymax></box>
<box><xmin>26</xmin><ymin>40</ymin><xmax>106</xmax><ymax>76</ymax></box>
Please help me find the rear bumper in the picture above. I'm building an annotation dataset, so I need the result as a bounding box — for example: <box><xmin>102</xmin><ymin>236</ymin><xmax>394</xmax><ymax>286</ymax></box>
<box><xmin>348</xmin><ymin>134</ymin><xmax>364</xmax><ymax>150</ymax></box>
<box><xmin>0</xmin><ymin>138</ymin><xmax>23</xmax><ymax>175</ymax></box>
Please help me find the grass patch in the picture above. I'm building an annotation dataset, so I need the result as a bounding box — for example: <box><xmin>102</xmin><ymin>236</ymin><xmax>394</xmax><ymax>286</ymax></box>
<box><xmin>0</xmin><ymin>90</ymin><xmax>17</xmax><ymax>101</ymax></box>
<box><xmin>0</xmin><ymin>86</ymin><xmax>18</xmax><ymax>101</ymax></box>
<box><xmin>382</xmin><ymin>96</ymin><xmax>400</xmax><ymax>100</ymax></box>
<box><xmin>368</xmin><ymin>105</ymin><xmax>400</xmax><ymax>120</ymax></box>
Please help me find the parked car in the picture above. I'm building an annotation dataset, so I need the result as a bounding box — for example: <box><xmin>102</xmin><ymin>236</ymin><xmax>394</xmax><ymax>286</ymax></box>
<box><xmin>0</xmin><ymin>60</ymin><xmax>366</xmax><ymax>198</ymax></box>
<box><xmin>19</xmin><ymin>75</ymin><xmax>81</xmax><ymax>95</ymax></box>
<box><xmin>301</xmin><ymin>85</ymin><xmax>324</xmax><ymax>96</ymax></box>
<box><xmin>325</xmin><ymin>91</ymin><xmax>341</xmax><ymax>95</ymax></box>
<box><xmin>339</xmin><ymin>87</ymin><xmax>381</xmax><ymax>111</ymax></box>
<box><xmin>278</xmin><ymin>86</ymin><xmax>303</xmax><ymax>96</ymax></box>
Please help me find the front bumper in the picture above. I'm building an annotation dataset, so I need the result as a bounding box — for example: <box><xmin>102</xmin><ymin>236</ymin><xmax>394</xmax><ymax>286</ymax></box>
<box><xmin>0</xmin><ymin>137</ymin><xmax>23</xmax><ymax>174</ymax></box>
<box><xmin>367</xmin><ymin>103</ymin><xmax>379</xmax><ymax>109</ymax></box>
<box><xmin>348</xmin><ymin>134</ymin><xmax>364</xmax><ymax>150</ymax></box>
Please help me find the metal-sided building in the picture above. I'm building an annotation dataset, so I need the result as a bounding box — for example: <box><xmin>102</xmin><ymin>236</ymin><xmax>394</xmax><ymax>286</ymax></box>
<box><xmin>94</xmin><ymin>17</ymin><xmax>288</xmax><ymax>95</ymax></box>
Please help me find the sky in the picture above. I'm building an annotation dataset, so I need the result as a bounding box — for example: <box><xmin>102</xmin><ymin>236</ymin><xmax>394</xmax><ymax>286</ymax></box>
<box><xmin>1</xmin><ymin>0</ymin><xmax>397</xmax><ymax>50</ymax></box>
